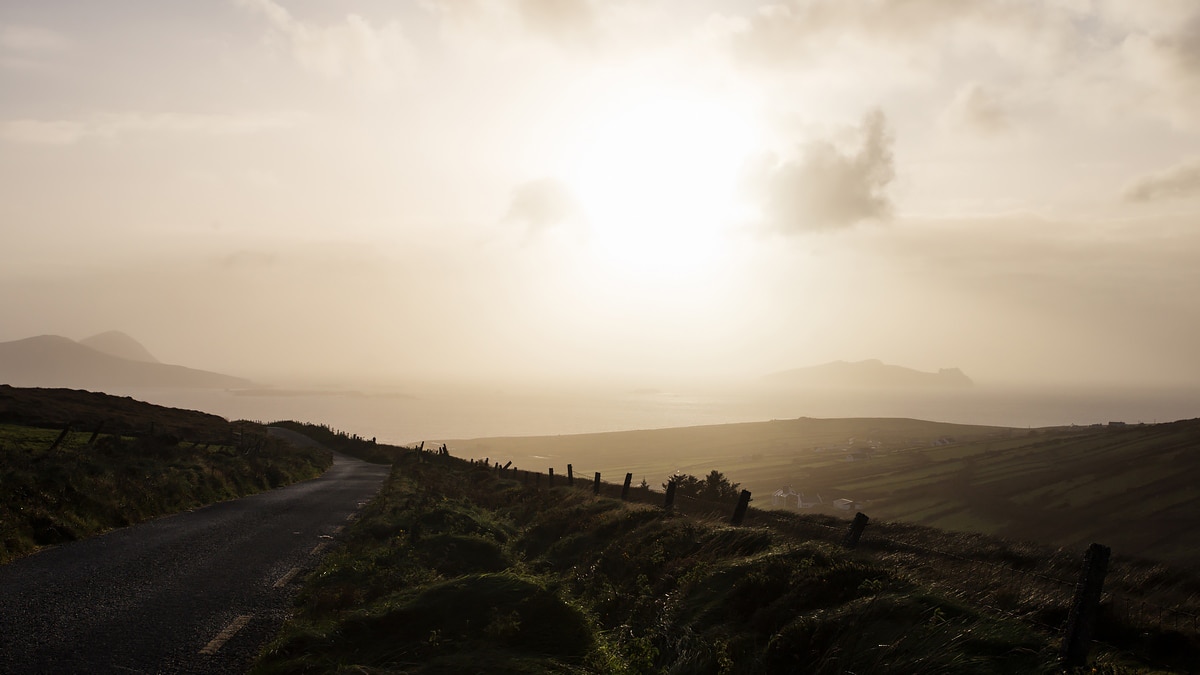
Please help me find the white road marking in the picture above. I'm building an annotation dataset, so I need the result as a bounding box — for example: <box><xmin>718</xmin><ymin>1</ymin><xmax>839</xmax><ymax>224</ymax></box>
<box><xmin>273</xmin><ymin>567</ymin><xmax>300</xmax><ymax>589</ymax></box>
<box><xmin>332</xmin><ymin>525</ymin><xmax>344</xmax><ymax>534</ymax></box>
<box><xmin>199</xmin><ymin>614</ymin><xmax>252</xmax><ymax>655</ymax></box>
<box><xmin>309</xmin><ymin>542</ymin><xmax>328</xmax><ymax>556</ymax></box>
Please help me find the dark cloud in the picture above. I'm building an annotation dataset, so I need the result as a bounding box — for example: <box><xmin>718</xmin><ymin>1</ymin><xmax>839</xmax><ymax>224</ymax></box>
<box><xmin>504</xmin><ymin>178</ymin><xmax>582</xmax><ymax>234</ymax></box>
<box><xmin>744</xmin><ymin>109</ymin><xmax>895</xmax><ymax>232</ymax></box>
<box><xmin>1123</xmin><ymin>158</ymin><xmax>1200</xmax><ymax>202</ymax></box>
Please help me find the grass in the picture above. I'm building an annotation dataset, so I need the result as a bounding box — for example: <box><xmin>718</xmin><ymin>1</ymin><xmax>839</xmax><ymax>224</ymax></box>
<box><xmin>0</xmin><ymin>388</ymin><xmax>332</xmax><ymax>564</ymax></box>
<box><xmin>450</xmin><ymin>417</ymin><xmax>1200</xmax><ymax>566</ymax></box>
<box><xmin>259</xmin><ymin>449</ymin><xmax>1155</xmax><ymax>674</ymax></box>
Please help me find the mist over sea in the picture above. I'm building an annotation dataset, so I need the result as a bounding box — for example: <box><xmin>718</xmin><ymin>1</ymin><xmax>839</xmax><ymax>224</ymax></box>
<box><xmin>97</xmin><ymin>382</ymin><xmax>1200</xmax><ymax>446</ymax></box>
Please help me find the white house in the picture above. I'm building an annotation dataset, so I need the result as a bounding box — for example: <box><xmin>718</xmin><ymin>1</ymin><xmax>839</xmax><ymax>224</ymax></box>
<box><xmin>772</xmin><ymin>486</ymin><xmax>799</xmax><ymax>509</ymax></box>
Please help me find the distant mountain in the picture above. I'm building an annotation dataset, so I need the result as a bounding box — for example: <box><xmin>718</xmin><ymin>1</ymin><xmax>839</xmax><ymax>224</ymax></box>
<box><xmin>79</xmin><ymin>330</ymin><xmax>160</xmax><ymax>363</ymax></box>
<box><xmin>767</xmin><ymin>359</ymin><xmax>973</xmax><ymax>388</ymax></box>
<box><xmin>0</xmin><ymin>335</ymin><xmax>253</xmax><ymax>390</ymax></box>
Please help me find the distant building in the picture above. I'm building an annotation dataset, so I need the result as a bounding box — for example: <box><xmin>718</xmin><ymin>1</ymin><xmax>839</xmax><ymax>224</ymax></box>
<box><xmin>772</xmin><ymin>486</ymin><xmax>799</xmax><ymax>509</ymax></box>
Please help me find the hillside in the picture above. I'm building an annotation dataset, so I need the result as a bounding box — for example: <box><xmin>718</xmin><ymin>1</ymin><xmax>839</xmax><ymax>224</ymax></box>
<box><xmin>0</xmin><ymin>386</ymin><xmax>331</xmax><ymax>564</ymax></box>
<box><xmin>0</xmin><ymin>335</ymin><xmax>252</xmax><ymax>389</ymax></box>
<box><xmin>253</xmin><ymin>448</ymin><xmax>1200</xmax><ymax>674</ymax></box>
<box><xmin>446</xmin><ymin>417</ymin><xmax>1200</xmax><ymax>565</ymax></box>
<box><xmin>767</xmin><ymin>359</ymin><xmax>974</xmax><ymax>388</ymax></box>
<box><xmin>79</xmin><ymin>330</ymin><xmax>160</xmax><ymax>363</ymax></box>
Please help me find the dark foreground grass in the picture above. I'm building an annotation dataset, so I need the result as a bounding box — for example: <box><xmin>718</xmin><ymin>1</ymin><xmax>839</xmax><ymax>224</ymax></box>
<box><xmin>0</xmin><ymin>414</ymin><xmax>331</xmax><ymax>565</ymax></box>
<box><xmin>254</xmin><ymin>452</ymin><xmax>1084</xmax><ymax>674</ymax></box>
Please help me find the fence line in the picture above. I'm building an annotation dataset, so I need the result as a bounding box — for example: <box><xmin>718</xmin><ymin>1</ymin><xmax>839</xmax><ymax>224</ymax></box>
<box><xmin>474</xmin><ymin>456</ymin><xmax>1200</xmax><ymax>642</ymax></box>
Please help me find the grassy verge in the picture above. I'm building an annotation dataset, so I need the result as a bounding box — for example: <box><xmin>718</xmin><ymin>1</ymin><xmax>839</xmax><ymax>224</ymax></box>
<box><xmin>254</xmin><ymin>452</ymin><xmax>1081</xmax><ymax>674</ymax></box>
<box><xmin>0</xmin><ymin>419</ymin><xmax>331</xmax><ymax>565</ymax></box>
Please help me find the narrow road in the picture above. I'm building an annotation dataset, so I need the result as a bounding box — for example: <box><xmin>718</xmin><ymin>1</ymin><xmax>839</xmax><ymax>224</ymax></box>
<box><xmin>0</xmin><ymin>445</ymin><xmax>391</xmax><ymax>674</ymax></box>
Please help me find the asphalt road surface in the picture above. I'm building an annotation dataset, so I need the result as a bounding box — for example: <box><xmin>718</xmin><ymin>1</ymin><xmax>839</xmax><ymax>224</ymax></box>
<box><xmin>0</xmin><ymin>443</ymin><xmax>391</xmax><ymax>674</ymax></box>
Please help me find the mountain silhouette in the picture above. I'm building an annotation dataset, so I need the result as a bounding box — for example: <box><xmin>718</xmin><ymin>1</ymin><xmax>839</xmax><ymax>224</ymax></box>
<box><xmin>0</xmin><ymin>335</ymin><xmax>253</xmax><ymax>390</ymax></box>
<box><xmin>768</xmin><ymin>359</ymin><xmax>973</xmax><ymax>388</ymax></box>
<box><xmin>79</xmin><ymin>330</ymin><xmax>160</xmax><ymax>363</ymax></box>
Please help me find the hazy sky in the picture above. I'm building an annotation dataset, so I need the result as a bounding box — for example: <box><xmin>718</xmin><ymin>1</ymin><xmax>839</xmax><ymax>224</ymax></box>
<box><xmin>3</xmin><ymin>0</ymin><xmax>1199</xmax><ymax>387</ymax></box>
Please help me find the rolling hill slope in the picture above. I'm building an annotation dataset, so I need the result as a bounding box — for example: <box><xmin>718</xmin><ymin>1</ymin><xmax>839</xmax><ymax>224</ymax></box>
<box><xmin>0</xmin><ymin>335</ymin><xmax>252</xmax><ymax>389</ymax></box>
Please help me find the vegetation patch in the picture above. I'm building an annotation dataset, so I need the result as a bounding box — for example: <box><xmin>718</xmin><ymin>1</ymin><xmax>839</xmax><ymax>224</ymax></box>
<box><xmin>254</xmin><ymin>453</ymin><xmax>1078</xmax><ymax>674</ymax></box>
<box><xmin>0</xmin><ymin>388</ymin><xmax>332</xmax><ymax>564</ymax></box>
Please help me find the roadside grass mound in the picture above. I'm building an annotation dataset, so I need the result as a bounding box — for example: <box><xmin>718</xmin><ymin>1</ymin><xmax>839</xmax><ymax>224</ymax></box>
<box><xmin>254</xmin><ymin>454</ymin><xmax>1085</xmax><ymax>674</ymax></box>
<box><xmin>268</xmin><ymin>420</ymin><xmax>410</xmax><ymax>464</ymax></box>
<box><xmin>0</xmin><ymin>388</ymin><xmax>332</xmax><ymax>565</ymax></box>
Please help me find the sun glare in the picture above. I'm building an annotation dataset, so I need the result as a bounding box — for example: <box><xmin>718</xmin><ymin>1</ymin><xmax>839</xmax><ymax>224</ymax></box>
<box><xmin>566</xmin><ymin>94</ymin><xmax>758</xmax><ymax>277</ymax></box>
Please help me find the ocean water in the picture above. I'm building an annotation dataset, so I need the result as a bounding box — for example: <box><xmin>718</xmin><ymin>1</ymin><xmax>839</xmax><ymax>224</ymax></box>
<box><xmin>96</xmin><ymin>382</ymin><xmax>1200</xmax><ymax>446</ymax></box>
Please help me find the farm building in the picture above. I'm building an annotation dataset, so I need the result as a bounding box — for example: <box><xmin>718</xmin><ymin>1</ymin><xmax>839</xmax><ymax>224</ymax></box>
<box><xmin>772</xmin><ymin>487</ymin><xmax>823</xmax><ymax>510</ymax></box>
<box><xmin>772</xmin><ymin>487</ymin><xmax>798</xmax><ymax>508</ymax></box>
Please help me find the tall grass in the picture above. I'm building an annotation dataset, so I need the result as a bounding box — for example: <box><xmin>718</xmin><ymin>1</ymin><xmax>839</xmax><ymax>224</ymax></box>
<box><xmin>255</xmin><ymin>454</ymin><xmax>1073</xmax><ymax>674</ymax></box>
<box><xmin>0</xmin><ymin>422</ymin><xmax>330</xmax><ymax>564</ymax></box>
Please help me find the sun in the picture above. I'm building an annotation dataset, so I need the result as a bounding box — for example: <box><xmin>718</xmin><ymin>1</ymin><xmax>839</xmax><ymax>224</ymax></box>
<box><xmin>565</xmin><ymin>92</ymin><xmax>758</xmax><ymax>277</ymax></box>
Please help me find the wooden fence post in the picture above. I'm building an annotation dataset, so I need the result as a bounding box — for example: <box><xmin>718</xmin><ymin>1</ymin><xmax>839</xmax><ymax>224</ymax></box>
<box><xmin>621</xmin><ymin>473</ymin><xmax>633</xmax><ymax>500</ymax></box>
<box><xmin>87</xmin><ymin>420</ymin><xmax>106</xmax><ymax>446</ymax></box>
<box><xmin>535</xmin><ymin>472</ymin><xmax>542</xmax><ymax>489</ymax></box>
<box><xmin>48</xmin><ymin>424</ymin><xmax>71</xmax><ymax>451</ymax></box>
<box><xmin>593</xmin><ymin>472</ymin><xmax>601</xmax><ymax>495</ymax></box>
<box><xmin>842</xmin><ymin>512</ymin><xmax>870</xmax><ymax>549</ymax></box>
<box><xmin>663</xmin><ymin>480</ymin><xmax>677</xmax><ymax>511</ymax></box>
<box><xmin>1061</xmin><ymin>543</ymin><xmax>1112</xmax><ymax>669</ymax></box>
<box><xmin>548</xmin><ymin>468</ymin><xmax>554</xmax><ymax>487</ymax></box>
<box><xmin>567</xmin><ymin>464</ymin><xmax>574</xmax><ymax>486</ymax></box>
<box><xmin>731</xmin><ymin>490</ymin><xmax>752</xmax><ymax>526</ymax></box>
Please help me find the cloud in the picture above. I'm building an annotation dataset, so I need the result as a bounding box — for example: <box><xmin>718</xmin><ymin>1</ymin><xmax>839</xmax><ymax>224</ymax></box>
<box><xmin>518</xmin><ymin>0</ymin><xmax>596</xmax><ymax>39</ymax></box>
<box><xmin>1123</xmin><ymin>158</ymin><xmax>1200</xmax><ymax>202</ymax></box>
<box><xmin>0</xmin><ymin>23</ymin><xmax>70</xmax><ymax>70</ymax></box>
<box><xmin>236</xmin><ymin>0</ymin><xmax>412</xmax><ymax>91</ymax></box>
<box><xmin>744</xmin><ymin>109</ymin><xmax>895</xmax><ymax>233</ymax></box>
<box><xmin>504</xmin><ymin>178</ymin><xmax>583</xmax><ymax>234</ymax></box>
<box><xmin>944</xmin><ymin>83</ymin><xmax>1010</xmax><ymax>135</ymax></box>
<box><xmin>0</xmin><ymin>111</ymin><xmax>307</xmax><ymax>145</ymax></box>
<box><xmin>421</xmin><ymin>0</ymin><xmax>607</xmax><ymax>51</ymax></box>
<box><xmin>1118</xmin><ymin>13</ymin><xmax>1200</xmax><ymax>127</ymax></box>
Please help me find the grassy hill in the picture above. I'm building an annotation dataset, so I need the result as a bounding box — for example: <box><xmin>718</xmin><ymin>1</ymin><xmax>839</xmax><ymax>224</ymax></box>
<box><xmin>254</xmin><ymin>447</ymin><xmax>1200</xmax><ymax>674</ymax></box>
<box><xmin>445</xmin><ymin>417</ymin><xmax>1200</xmax><ymax>565</ymax></box>
<box><xmin>0</xmin><ymin>386</ymin><xmax>332</xmax><ymax>564</ymax></box>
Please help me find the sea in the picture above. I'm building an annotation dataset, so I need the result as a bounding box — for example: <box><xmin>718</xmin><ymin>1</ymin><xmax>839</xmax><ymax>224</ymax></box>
<box><xmin>94</xmin><ymin>381</ymin><xmax>1200</xmax><ymax>446</ymax></box>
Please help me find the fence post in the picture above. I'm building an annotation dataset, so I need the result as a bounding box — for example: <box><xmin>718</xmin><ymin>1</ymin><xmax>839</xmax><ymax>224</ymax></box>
<box><xmin>566</xmin><ymin>464</ymin><xmax>573</xmax><ymax>486</ymax></box>
<box><xmin>731</xmin><ymin>490</ymin><xmax>752</xmax><ymax>526</ymax></box>
<box><xmin>87</xmin><ymin>420</ymin><xmax>106</xmax><ymax>446</ymax></box>
<box><xmin>548</xmin><ymin>468</ymin><xmax>554</xmax><ymax>487</ymax></box>
<box><xmin>49</xmin><ymin>424</ymin><xmax>71</xmax><ymax>451</ymax></box>
<box><xmin>1061</xmin><ymin>543</ymin><xmax>1112</xmax><ymax>669</ymax></box>
<box><xmin>535</xmin><ymin>472</ymin><xmax>541</xmax><ymax>489</ymax></box>
<box><xmin>593</xmin><ymin>472</ymin><xmax>601</xmax><ymax>495</ymax></box>
<box><xmin>663</xmin><ymin>480</ymin><xmax>677</xmax><ymax>511</ymax></box>
<box><xmin>842</xmin><ymin>512</ymin><xmax>870</xmax><ymax>549</ymax></box>
<box><xmin>621</xmin><ymin>473</ymin><xmax>633</xmax><ymax>500</ymax></box>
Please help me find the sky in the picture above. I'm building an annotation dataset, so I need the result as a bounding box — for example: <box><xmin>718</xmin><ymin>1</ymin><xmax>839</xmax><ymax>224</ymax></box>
<box><xmin>3</xmin><ymin>0</ymin><xmax>1200</xmax><ymax>389</ymax></box>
